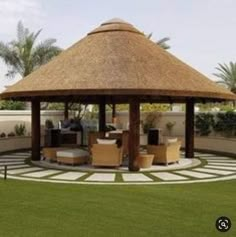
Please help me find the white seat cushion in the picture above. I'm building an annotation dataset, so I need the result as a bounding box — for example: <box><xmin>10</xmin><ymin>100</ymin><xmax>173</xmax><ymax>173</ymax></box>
<box><xmin>57</xmin><ymin>149</ymin><xmax>89</xmax><ymax>158</ymax></box>
<box><xmin>97</xmin><ymin>138</ymin><xmax>116</xmax><ymax>144</ymax></box>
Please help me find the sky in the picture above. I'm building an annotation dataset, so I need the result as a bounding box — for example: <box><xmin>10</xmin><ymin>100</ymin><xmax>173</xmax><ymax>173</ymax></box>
<box><xmin>0</xmin><ymin>0</ymin><xmax>235</xmax><ymax>91</ymax></box>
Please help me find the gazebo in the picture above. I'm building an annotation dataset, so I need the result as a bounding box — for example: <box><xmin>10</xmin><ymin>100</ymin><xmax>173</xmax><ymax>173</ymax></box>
<box><xmin>1</xmin><ymin>18</ymin><xmax>235</xmax><ymax>171</ymax></box>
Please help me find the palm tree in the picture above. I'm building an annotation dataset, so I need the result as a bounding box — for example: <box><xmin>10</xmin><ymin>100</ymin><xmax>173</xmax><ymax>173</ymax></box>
<box><xmin>0</xmin><ymin>21</ymin><xmax>61</xmax><ymax>78</ymax></box>
<box><xmin>214</xmin><ymin>62</ymin><xmax>236</xmax><ymax>107</ymax></box>
<box><xmin>146</xmin><ymin>33</ymin><xmax>170</xmax><ymax>50</ymax></box>
<box><xmin>213</xmin><ymin>62</ymin><xmax>236</xmax><ymax>94</ymax></box>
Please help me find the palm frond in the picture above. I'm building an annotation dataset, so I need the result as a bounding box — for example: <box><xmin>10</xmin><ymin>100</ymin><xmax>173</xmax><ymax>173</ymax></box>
<box><xmin>213</xmin><ymin>62</ymin><xmax>236</xmax><ymax>93</ymax></box>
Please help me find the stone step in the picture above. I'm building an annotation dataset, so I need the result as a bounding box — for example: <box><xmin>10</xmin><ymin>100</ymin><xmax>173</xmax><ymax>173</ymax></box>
<box><xmin>0</xmin><ymin>164</ymin><xmax>30</xmax><ymax>170</ymax></box>
<box><xmin>175</xmin><ymin>170</ymin><xmax>216</xmax><ymax>178</ymax></box>
<box><xmin>0</xmin><ymin>162</ymin><xmax>25</xmax><ymax>166</ymax></box>
<box><xmin>194</xmin><ymin>168</ymin><xmax>235</xmax><ymax>175</ymax></box>
<box><xmin>22</xmin><ymin>169</ymin><xmax>61</xmax><ymax>178</ymax></box>
<box><xmin>207</xmin><ymin>163</ymin><xmax>236</xmax><ymax>167</ymax></box>
<box><xmin>150</xmin><ymin>172</ymin><xmax>188</xmax><ymax>181</ymax></box>
<box><xmin>206</xmin><ymin>160</ymin><xmax>236</xmax><ymax>163</ymax></box>
<box><xmin>122</xmin><ymin>173</ymin><xmax>153</xmax><ymax>182</ymax></box>
<box><xmin>85</xmin><ymin>173</ymin><xmax>116</xmax><ymax>182</ymax></box>
<box><xmin>205</xmin><ymin>165</ymin><xmax>236</xmax><ymax>171</ymax></box>
<box><xmin>7</xmin><ymin>167</ymin><xmax>43</xmax><ymax>175</ymax></box>
<box><xmin>0</xmin><ymin>159</ymin><xmax>26</xmax><ymax>162</ymax></box>
<box><xmin>50</xmin><ymin>172</ymin><xmax>87</xmax><ymax>180</ymax></box>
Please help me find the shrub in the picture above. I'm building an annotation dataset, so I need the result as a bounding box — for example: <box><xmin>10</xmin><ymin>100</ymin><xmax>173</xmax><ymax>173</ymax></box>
<box><xmin>0</xmin><ymin>100</ymin><xmax>25</xmax><ymax>110</ymax></box>
<box><xmin>8</xmin><ymin>132</ymin><xmax>16</xmax><ymax>137</ymax></box>
<box><xmin>14</xmin><ymin>124</ymin><xmax>26</xmax><ymax>136</ymax></box>
<box><xmin>213</xmin><ymin>111</ymin><xmax>236</xmax><ymax>137</ymax></box>
<box><xmin>195</xmin><ymin>113</ymin><xmax>215</xmax><ymax>136</ymax></box>
<box><xmin>0</xmin><ymin>132</ymin><xmax>6</xmax><ymax>138</ymax></box>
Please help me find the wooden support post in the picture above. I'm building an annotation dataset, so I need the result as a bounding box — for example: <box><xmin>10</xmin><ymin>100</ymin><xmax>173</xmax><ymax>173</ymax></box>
<box><xmin>128</xmin><ymin>98</ymin><xmax>140</xmax><ymax>171</ymax></box>
<box><xmin>99</xmin><ymin>96</ymin><xmax>106</xmax><ymax>132</ymax></box>
<box><xmin>112</xmin><ymin>103</ymin><xmax>116</xmax><ymax>123</ymax></box>
<box><xmin>31</xmin><ymin>100</ymin><xmax>41</xmax><ymax>161</ymax></box>
<box><xmin>64</xmin><ymin>102</ymin><xmax>69</xmax><ymax>120</ymax></box>
<box><xmin>185</xmin><ymin>98</ymin><xmax>194</xmax><ymax>158</ymax></box>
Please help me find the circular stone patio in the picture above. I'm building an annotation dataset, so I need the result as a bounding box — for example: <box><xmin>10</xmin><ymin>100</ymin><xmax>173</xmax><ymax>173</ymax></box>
<box><xmin>0</xmin><ymin>151</ymin><xmax>236</xmax><ymax>185</ymax></box>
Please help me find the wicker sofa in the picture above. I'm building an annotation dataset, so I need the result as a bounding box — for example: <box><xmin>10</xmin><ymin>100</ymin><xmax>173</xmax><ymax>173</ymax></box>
<box><xmin>147</xmin><ymin>141</ymin><xmax>181</xmax><ymax>165</ymax></box>
<box><xmin>91</xmin><ymin>144</ymin><xmax>123</xmax><ymax>167</ymax></box>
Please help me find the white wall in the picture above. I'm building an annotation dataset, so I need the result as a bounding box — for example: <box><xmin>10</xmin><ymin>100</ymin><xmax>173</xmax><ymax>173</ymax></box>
<box><xmin>0</xmin><ymin>110</ymin><xmax>64</xmax><ymax>135</ymax></box>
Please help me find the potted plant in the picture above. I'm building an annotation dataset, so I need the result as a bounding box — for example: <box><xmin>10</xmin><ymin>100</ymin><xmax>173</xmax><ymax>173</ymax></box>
<box><xmin>166</xmin><ymin>121</ymin><xmax>176</xmax><ymax>136</ymax></box>
<box><xmin>14</xmin><ymin>123</ymin><xmax>26</xmax><ymax>136</ymax></box>
<box><xmin>143</xmin><ymin>112</ymin><xmax>162</xmax><ymax>134</ymax></box>
<box><xmin>45</xmin><ymin>119</ymin><xmax>54</xmax><ymax>129</ymax></box>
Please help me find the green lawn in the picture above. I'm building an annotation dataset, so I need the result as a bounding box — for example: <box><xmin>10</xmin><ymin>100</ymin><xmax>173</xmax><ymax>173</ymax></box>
<box><xmin>0</xmin><ymin>180</ymin><xmax>235</xmax><ymax>237</ymax></box>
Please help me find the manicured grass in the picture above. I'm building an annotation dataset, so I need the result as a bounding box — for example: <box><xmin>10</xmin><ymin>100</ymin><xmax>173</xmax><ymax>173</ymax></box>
<box><xmin>0</xmin><ymin>180</ymin><xmax>235</xmax><ymax>237</ymax></box>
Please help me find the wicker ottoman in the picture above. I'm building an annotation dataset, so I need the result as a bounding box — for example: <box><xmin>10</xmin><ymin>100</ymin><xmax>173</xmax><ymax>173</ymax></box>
<box><xmin>57</xmin><ymin>149</ymin><xmax>89</xmax><ymax>165</ymax></box>
<box><xmin>137</xmin><ymin>154</ymin><xmax>154</xmax><ymax>168</ymax></box>
<box><xmin>42</xmin><ymin>147</ymin><xmax>68</xmax><ymax>162</ymax></box>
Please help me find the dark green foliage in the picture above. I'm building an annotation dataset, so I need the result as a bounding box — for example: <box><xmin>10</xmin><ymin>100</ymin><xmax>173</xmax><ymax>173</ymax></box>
<box><xmin>0</xmin><ymin>132</ymin><xmax>6</xmax><ymax>138</ymax></box>
<box><xmin>7</xmin><ymin>132</ymin><xmax>15</xmax><ymax>137</ymax></box>
<box><xmin>45</xmin><ymin>119</ymin><xmax>54</xmax><ymax>129</ymax></box>
<box><xmin>213</xmin><ymin>111</ymin><xmax>236</xmax><ymax>136</ymax></box>
<box><xmin>0</xmin><ymin>100</ymin><xmax>25</xmax><ymax>110</ymax></box>
<box><xmin>0</xmin><ymin>21</ymin><xmax>61</xmax><ymax>78</ymax></box>
<box><xmin>195</xmin><ymin>113</ymin><xmax>215</xmax><ymax>136</ymax></box>
<box><xmin>14</xmin><ymin>124</ymin><xmax>26</xmax><ymax>136</ymax></box>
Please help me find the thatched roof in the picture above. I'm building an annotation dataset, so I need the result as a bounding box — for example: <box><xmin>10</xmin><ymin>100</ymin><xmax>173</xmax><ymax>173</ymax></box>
<box><xmin>1</xmin><ymin>18</ymin><xmax>235</xmax><ymax>101</ymax></box>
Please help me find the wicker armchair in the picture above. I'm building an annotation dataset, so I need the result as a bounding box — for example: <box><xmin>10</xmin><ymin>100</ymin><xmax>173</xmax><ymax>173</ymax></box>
<box><xmin>91</xmin><ymin>144</ymin><xmax>123</xmax><ymax>167</ymax></box>
<box><xmin>108</xmin><ymin>130</ymin><xmax>129</xmax><ymax>157</ymax></box>
<box><xmin>147</xmin><ymin>141</ymin><xmax>181</xmax><ymax>165</ymax></box>
<box><xmin>88</xmin><ymin>131</ymin><xmax>105</xmax><ymax>153</ymax></box>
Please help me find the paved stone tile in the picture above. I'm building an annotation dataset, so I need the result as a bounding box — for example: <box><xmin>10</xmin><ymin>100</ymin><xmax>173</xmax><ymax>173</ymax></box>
<box><xmin>0</xmin><ymin>164</ymin><xmax>29</xmax><ymax>170</ymax></box>
<box><xmin>0</xmin><ymin>155</ymin><xmax>28</xmax><ymax>159</ymax></box>
<box><xmin>8</xmin><ymin>167</ymin><xmax>43</xmax><ymax>175</ymax></box>
<box><xmin>206</xmin><ymin>160</ymin><xmax>236</xmax><ymax>163</ymax></box>
<box><xmin>11</xmin><ymin>152</ymin><xmax>31</xmax><ymax>156</ymax></box>
<box><xmin>175</xmin><ymin>170</ymin><xmax>216</xmax><ymax>178</ymax></box>
<box><xmin>122</xmin><ymin>173</ymin><xmax>153</xmax><ymax>182</ymax></box>
<box><xmin>194</xmin><ymin>168</ymin><xmax>235</xmax><ymax>175</ymax></box>
<box><xmin>202</xmin><ymin>157</ymin><xmax>230</xmax><ymax>160</ymax></box>
<box><xmin>207</xmin><ymin>163</ymin><xmax>236</xmax><ymax>167</ymax></box>
<box><xmin>0</xmin><ymin>162</ymin><xmax>25</xmax><ymax>166</ymax></box>
<box><xmin>205</xmin><ymin>165</ymin><xmax>236</xmax><ymax>171</ymax></box>
<box><xmin>23</xmin><ymin>169</ymin><xmax>61</xmax><ymax>178</ymax></box>
<box><xmin>50</xmin><ymin>172</ymin><xmax>87</xmax><ymax>180</ymax></box>
<box><xmin>151</xmin><ymin>172</ymin><xmax>188</xmax><ymax>181</ymax></box>
<box><xmin>85</xmin><ymin>173</ymin><xmax>115</xmax><ymax>182</ymax></box>
<box><xmin>0</xmin><ymin>158</ymin><xmax>25</xmax><ymax>162</ymax></box>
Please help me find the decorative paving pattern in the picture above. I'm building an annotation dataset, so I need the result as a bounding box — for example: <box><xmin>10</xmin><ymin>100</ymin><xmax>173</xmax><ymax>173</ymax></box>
<box><xmin>0</xmin><ymin>151</ymin><xmax>236</xmax><ymax>185</ymax></box>
<box><xmin>85</xmin><ymin>173</ymin><xmax>115</xmax><ymax>182</ymax></box>
<box><xmin>22</xmin><ymin>169</ymin><xmax>61</xmax><ymax>178</ymax></box>
<box><xmin>50</xmin><ymin>172</ymin><xmax>87</xmax><ymax>180</ymax></box>
<box><xmin>150</xmin><ymin>172</ymin><xmax>188</xmax><ymax>181</ymax></box>
<box><xmin>122</xmin><ymin>173</ymin><xmax>153</xmax><ymax>182</ymax></box>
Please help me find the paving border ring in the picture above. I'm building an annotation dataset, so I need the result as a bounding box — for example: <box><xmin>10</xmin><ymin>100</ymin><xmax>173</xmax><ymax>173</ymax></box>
<box><xmin>0</xmin><ymin>151</ymin><xmax>236</xmax><ymax>185</ymax></box>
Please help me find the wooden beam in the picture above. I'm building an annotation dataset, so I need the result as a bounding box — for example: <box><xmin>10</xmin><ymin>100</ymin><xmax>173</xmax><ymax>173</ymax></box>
<box><xmin>128</xmin><ymin>98</ymin><xmax>140</xmax><ymax>171</ymax></box>
<box><xmin>185</xmin><ymin>98</ymin><xmax>195</xmax><ymax>158</ymax></box>
<box><xmin>98</xmin><ymin>96</ymin><xmax>106</xmax><ymax>132</ymax></box>
<box><xmin>64</xmin><ymin>102</ymin><xmax>69</xmax><ymax>120</ymax></box>
<box><xmin>31</xmin><ymin>100</ymin><xmax>41</xmax><ymax>161</ymax></box>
